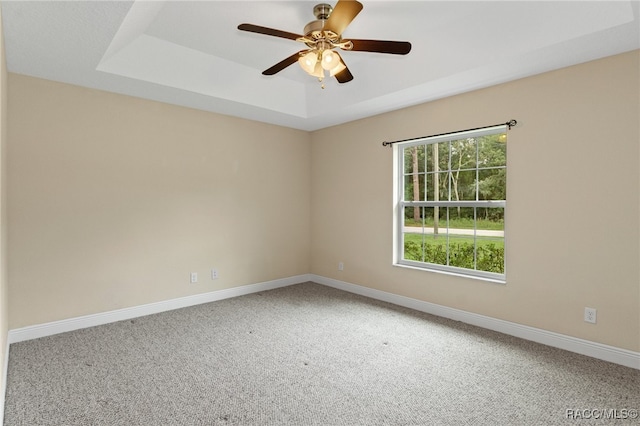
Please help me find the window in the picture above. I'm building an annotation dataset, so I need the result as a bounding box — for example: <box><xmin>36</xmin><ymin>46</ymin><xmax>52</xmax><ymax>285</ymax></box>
<box><xmin>394</xmin><ymin>125</ymin><xmax>507</xmax><ymax>281</ymax></box>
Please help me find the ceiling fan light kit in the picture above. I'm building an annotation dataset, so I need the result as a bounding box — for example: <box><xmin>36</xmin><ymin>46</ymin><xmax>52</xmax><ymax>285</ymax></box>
<box><xmin>238</xmin><ymin>0</ymin><xmax>412</xmax><ymax>88</ymax></box>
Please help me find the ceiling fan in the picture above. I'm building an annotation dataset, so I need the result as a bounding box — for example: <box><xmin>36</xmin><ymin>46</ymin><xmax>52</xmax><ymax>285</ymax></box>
<box><xmin>238</xmin><ymin>0</ymin><xmax>412</xmax><ymax>88</ymax></box>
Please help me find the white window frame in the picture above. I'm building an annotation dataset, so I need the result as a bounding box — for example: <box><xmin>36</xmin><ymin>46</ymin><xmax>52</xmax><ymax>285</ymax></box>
<box><xmin>393</xmin><ymin>125</ymin><xmax>507</xmax><ymax>282</ymax></box>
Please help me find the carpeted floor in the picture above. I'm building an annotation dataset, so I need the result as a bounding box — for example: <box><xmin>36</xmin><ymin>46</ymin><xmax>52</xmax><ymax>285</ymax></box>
<box><xmin>4</xmin><ymin>282</ymin><xmax>639</xmax><ymax>425</ymax></box>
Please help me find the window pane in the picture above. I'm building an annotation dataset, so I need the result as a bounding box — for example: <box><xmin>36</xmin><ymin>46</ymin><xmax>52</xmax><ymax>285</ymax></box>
<box><xmin>424</xmin><ymin>143</ymin><xmax>433</xmax><ymax>174</ymax></box>
<box><xmin>478</xmin><ymin>134</ymin><xmax>506</xmax><ymax>168</ymax></box>
<box><xmin>421</xmin><ymin>206</ymin><xmax>446</xmax><ymax>265</ymax></box>
<box><xmin>403</xmin><ymin>148</ymin><xmax>414</xmax><ymax>174</ymax></box>
<box><xmin>451</xmin><ymin>137</ymin><xmax>477</xmax><ymax>170</ymax></box>
<box><xmin>478</xmin><ymin>168</ymin><xmax>506</xmax><ymax>200</ymax></box>
<box><xmin>403</xmin><ymin>205</ymin><xmax>426</xmax><ymax>262</ymax></box>
<box><xmin>432</xmin><ymin>171</ymin><xmax>450</xmax><ymax>201</ymax></box>
<box><xmin>449</xmin><ymin>235</ymin><xmax>476</xmax><ymax>269</ymax></box>
<box><xmin>404</xmin><ymin>174</ymin><xmax>425</xmax><ymax>201</ymax></box>
<box><xmin>404</xmin><ymin>175</ymin><xmax>411</xmax><ymax>201</ymax></box>
<box><xmin>477</xmin><ymin>207</ymin><xmax>504</xmax><ymax>232</ymax></box>
<box><xmin>425</xmin><ymin>172</ymin><xmax>445</xmax><ymax>202</ymax></box>
<box><xmin>403</xmin><ymin>205</ymin><xmax>424</xmax><ymax>227</ymax></box>
<box><xmin>476</xmin><ymin>207</ymin><xmax>504</xmax><ymax>274</ymax></box>
<box><xmin>416</xmin><ymin>145</ymin><xmax>427</xmax><ymax>173</ymax></box>
<box><xmin>454</xmin><ymin>170</ymin><xmax>477</xmax><ymax>201</ymax></box>
<box><xmin>424</xmin><ymin>235</ymin><xmax>448</xmax><ymax>266</ymax></box>
<box><xmin>436</xmin><ymin>142</ymin><xmax>450</xmax><ymax>172</ymax></box>
<box><xmin>404</xmin><ymin>145</ymin><xmax>428</xmax><ymax>175</ymax></box>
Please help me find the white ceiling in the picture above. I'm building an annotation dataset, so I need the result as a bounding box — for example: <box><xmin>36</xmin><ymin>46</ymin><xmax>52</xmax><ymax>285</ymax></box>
<box><xmin>2</xmin><ymin>1</ymin><xmax>639</xmax><ymax>131</ymax></box>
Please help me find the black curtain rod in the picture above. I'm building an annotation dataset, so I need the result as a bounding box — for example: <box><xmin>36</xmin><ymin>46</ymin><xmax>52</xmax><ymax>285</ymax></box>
<box><xmin>382</xmin><ymin>119</ymin><xmax>517</xmax><ymax>147</ymax></box>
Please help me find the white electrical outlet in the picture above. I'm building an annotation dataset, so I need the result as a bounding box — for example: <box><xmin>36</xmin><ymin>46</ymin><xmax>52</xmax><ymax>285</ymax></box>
<box><xmin>211</xmin><ymin>269</ymin><xmax>218</xmax><ymax>280</ymax></box>
<box><xmin>338</xmin><ymin>262</ymin><xmax>344</xmax><ymax>271</ymax></box>
<box><xmin>584</xmin><ymin>307</ymin><xmax>597</xmax><ymax>324</ymax></box>
<box><xmin>190</xmin><ymin>272</ymin><xmax>198</xmax><ymax>284</ymax></box>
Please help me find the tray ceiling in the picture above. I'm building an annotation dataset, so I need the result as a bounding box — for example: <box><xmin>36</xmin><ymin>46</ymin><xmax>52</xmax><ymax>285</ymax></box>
<box><xmin>2</xmin><ymin>1</ymin><xmax>638</xmax><ymax>131</ymax></box>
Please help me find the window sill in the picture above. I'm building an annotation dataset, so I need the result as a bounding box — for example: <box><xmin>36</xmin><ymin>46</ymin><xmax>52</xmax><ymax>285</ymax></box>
<box><xmin>393</xmin><ymin>262</ymin><xmax>506</xmax><ymax>285</ymax></box>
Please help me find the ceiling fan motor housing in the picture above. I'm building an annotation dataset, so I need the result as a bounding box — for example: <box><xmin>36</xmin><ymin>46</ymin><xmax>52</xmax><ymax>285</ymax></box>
<box><xmin>303</xmin><ymin>19</ymin><xmax>325</xmax><ymax>38</ymax></box>
<box><xmin>304</xmin><ymin>3</ymin><xmax>341</xmax><ymax>44</ymax></box>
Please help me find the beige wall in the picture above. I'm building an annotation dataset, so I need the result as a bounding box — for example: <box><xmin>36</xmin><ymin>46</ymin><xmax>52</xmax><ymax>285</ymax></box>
<box><xmin>310</xmin><ymin>50</ymin><xmax>640</xmax><ymax>352</ymax></box>
<box><xmin>8</xmin><ymin>75</ymin><xmax>311</xmax><ymax>328</ymax></box>
<box><xmin>6</xmin><ymin>50</ymin><xmax>639</xmax><ymax>353</ymax></box>
<box><xmin>0</xmin><ymin>4</ymin><xmax>8</xmax><ymax>399</ymax></box>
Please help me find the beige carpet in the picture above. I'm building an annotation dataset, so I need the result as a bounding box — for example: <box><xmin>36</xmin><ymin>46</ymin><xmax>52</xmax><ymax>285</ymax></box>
<box><xmin>4</xmin><ymin>282</ymin><xmax>639</xmax><ymax>425</ymax></box>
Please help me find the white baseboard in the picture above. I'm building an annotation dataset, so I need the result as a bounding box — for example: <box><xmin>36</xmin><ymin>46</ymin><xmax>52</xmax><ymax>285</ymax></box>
<box><xmin>311</xmin><ymin>274</ymin><xmax>640</xmax><ymax>370</ymax></box>
<box><xmin>8</xmin><ymin>274</ymin><xmax>312</xmax><ymax>344</ymax></box>
<box><xmin>6</xmin><ymin>273</ymin><xmax>638</xmax><ymax>371</ymax></box>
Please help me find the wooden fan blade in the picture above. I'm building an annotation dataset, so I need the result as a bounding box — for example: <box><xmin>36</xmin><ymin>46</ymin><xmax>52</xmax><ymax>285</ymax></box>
<box><xmin>262</xmin><ymin>51</ymin><xmax>306</xmax><ymax>76</ymax></box>
<box><xmin>349</xmin><ymin>39</ymin><xmax>412</xmax><ymax>55</ymax></box>
<box><xmin>324</xmin><ymin>0</ymin><xmax>363</xmax><ymax>36</ymax></box>
<box><xmin>334</xmin><ymin>66</ymin><xmax>354</xmax><ymax>84</ymax></box>
<box><xmin>238</xmin><ymin>23</ymin><xmax>302</xmax><ymax>41</ymax></box>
